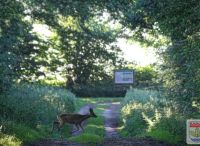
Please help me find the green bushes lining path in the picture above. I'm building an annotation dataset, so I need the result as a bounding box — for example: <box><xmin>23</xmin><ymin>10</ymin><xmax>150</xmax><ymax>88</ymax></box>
<box><xmin>0</xmin><ymin>84</ymin><xmax>76</xmax><ymax>145</ymax></box>
<box><xmin>1</xmin><ymin>84</ymin><xmax>76</xmax><ymax>126</ymax></box>
<box><xmin>120</xmin><ymin>89</ymin><xmax>192</xmax><ymax>145</ymax></box>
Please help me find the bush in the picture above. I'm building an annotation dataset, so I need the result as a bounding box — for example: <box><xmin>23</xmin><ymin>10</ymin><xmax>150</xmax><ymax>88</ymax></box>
<box><xmin>2</xmin><ymin>122</ymin><xmax>45</xmax><ymax>143</ymax></box>
<box><xmin>0</xmin><ymin>83</ymin><xmax>76</xmax><ymax>145</ymax></box>
<box><xmin>0</xmin><ymin>83</ymin><xmax>76</xmax><ymax>127</ymax></box>
<box><xmin>0</xmin><ymin>132</ymin><xmax>22</xmax><ymax>146</ymax></box>
<box><xmin>147</xmin><ymin>116</ymin><xmax>185</xmax><ymax>144</ymax></box>
<box><xmin>72</xmin><ymin>84</ymin><xmax>126</xmax><ymax>97</ymax></box>
<box><xmin>121</xmin><ymin>89</ymin><xmax>162</xmax><ymax>136</ymax></box>
<box><xmin>120</xmin><ymin>88</ymin><xmax>187</xmax><ymax>144</ymax></box>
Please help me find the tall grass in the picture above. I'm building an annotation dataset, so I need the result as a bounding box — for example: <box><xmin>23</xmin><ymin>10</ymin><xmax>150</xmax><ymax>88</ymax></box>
<box><xmin>0</xmin><ymin>83</ymin><xmax>76</xmax><ymax>145</ymax></box>
<box><xmin>120</xmin><ymin>89</ymin><xmax>186</xmax><ymax>144</ymax></box>
<box><xmin>1</xmin><ymin>84</ymin><xmax>76</xmax><ymax>126</ymax></box>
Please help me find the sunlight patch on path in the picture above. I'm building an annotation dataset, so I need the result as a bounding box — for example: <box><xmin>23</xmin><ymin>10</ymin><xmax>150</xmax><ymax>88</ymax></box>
<box><xmin>102</xmin><ymin>102</ymin><xmax>121</xmax><ymax>138</ymax></box>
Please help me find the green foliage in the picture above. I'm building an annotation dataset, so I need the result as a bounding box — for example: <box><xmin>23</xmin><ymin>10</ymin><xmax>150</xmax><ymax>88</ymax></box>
<box><xmin>127</xmin><ymin>65</ymin><xmax>158</xmax><ymax>87</ymax></box>
<box><xmin>106</xmin><ymin>0</ymin><xmax>200</xmax><ymax>113</ymax></box>
<box><xmin>55</xmin><ymin>17</ymin><xmax>124</xmax><ymax>85</ymax></box>
<box><xmin>0</xmin><ymin>84</ymin><xmax>76</xmax><ymax>126</ymax></box>
<box><xmin>160</xmin><ymin>36</ymin><xmax>200</xmax><ymax>111</ymax></box>
<box><xmin>120</xmin><ymin>89</ymin><xmax>188</xmax><ymax>144</ymax></box>
<box><xmin>1</xmin><ymin>1</ymin><xmax>200</xmax><ymax>144</ymax></box>
<box><xmin>0</xmin><ymin>122</ymin><xmax>52</xmax><ymax>146</ymax></box>
<box><xmin>0</xmin><ymin>0</ymin><xmax>126</xmax><ymax>96</ymax></box>
<box><xmin>146</xmin><ymin>130</ymin><xmax>181</xmax><ymax>144</ymax></box>
<box><xmin>0</xmin><ymin>84</ymin><xmax>76</xmax><ymax>144</ymax></box>
<box><xmin>146</xmin><ymin>116</ymin><xmax>184</xmax><ymax>144</ymax></box>
<box><xmin>21</xmin><ymin>0</ymin><xmax>125</xmax><ymax>86</ymax></box>
<box><xmin>72</xmin><ymin>84</ymin><xmax>126</xmax><ymax>97</ymax></box>
<box><xmin>121</xmin><ymin>89</ymin><xmax>162</xmax><ymax>136</ymax></box>
<box><xmin>3</xmin><ymin>122</ymin><xmax>44</xmax><ymax>143</ymax></box>
<box><xmin>0</xmin><ymin>132</ymin><xmax>22</xmax><ymax>146</ymax></box>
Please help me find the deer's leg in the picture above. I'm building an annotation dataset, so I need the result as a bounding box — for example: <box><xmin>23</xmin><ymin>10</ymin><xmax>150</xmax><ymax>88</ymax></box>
<box><xmin>79</xmin><ymin>123</ymin><xmax>84</xmax><ymax>131</ymax></box>
<box><xmin>58</xmin><ymin>122</ymin><xmax>64</xmax><ymax>131</ymax></box>
<box><xmin>57</xmin><ymin>122</ymin><xmax>64</xmax><ymax>139</ymax></box>
<box><xmin>51</xmin><ymin>121</ymin><xmax>59</xmax><ymax>133</ymax></box>
<box><xmin>72</xmin><ymin>124</ymin><xmax>80</xmax><ymax>133</ymax></box>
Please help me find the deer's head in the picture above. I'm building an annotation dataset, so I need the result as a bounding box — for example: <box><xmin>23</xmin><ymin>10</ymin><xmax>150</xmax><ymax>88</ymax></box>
<box><xmin>89</xmin><ymin>108</ymin><xmax>97</xmax><ymax>118</ymax></box>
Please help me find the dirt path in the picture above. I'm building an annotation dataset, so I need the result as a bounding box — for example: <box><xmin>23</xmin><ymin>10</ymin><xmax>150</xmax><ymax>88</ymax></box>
<box><xmin>101</xmin><ymin>102</ymin><xmax>120</xmax><ymax>138</ymax></box>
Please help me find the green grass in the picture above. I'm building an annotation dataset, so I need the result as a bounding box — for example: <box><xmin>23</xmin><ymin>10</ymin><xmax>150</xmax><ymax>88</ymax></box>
<box><xmin>0</xmin><ymin>121</ymin><xmax>72</xmax><ymax>146</ymax></box>
<box><xmin>146</xmin><ymin>129</ymin><xmax>182</xmax><ymax>144</ymax></box>
<box><xmin>76</xmin><ymin>97</ymin><xmax>122</xmax><ymax>110</ymax></box>
<box><xmin>0</xmin><ymin>122</ymin><xmax>49</xmax><ymax>146</ymax></box>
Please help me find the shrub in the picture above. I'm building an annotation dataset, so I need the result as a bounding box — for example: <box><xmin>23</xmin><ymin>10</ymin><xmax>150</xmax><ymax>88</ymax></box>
<box><xmin>147</xmin><ymin>116</ymin><xmax>185</xmax><ymax>144</ymax></box>
<box><xmin>120</xmin><ymin>88</ymin><xmax>188</xmax><ymax>144</ymax></box>
<box><xmin>0</xmin><ymin>83</ymin><xmax>76</xmax><ymax>127</ymax></box>
<box><xmin>121</xmin><ymin>89</ymin><xmax>163</xmax><ymax>136</ymax></box>
<box><xmin>0</xmin><ymin>132</ymin><xmax>22</xmax><ymax>146</ymax></box>
<box><xmin>72</xmin><ymin>84</ymin><xmax>126</xmax><ymax>97</ymax></box>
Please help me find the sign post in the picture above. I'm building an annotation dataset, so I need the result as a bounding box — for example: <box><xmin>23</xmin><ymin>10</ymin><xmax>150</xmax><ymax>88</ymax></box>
<box><xmin>114</xmin><ymin>69</ymin><xmax>134</xmax><ymax>84</ymax></box>
<box><xmin>114</xmin><ymin>69</ymin><xmax>135</xmax><ymax>92</ymax></box>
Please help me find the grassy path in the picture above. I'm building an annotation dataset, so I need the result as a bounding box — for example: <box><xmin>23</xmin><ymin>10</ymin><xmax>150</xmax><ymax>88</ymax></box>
<box><xmin>25</xmin><ymin>97</ymin><xmax>177</xmax><ymax>146</ymax></box>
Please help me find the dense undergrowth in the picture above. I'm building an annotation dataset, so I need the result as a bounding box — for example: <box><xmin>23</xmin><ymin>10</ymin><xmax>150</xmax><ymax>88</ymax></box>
<box><xmin>0</xmin><ymin>84</ymin><xmax>76</xmax><ymax>146</ymax></box>
<box><xmin>120</xmin><ymin>89</ymin><xmax>199</xmax><ymax>145</ymax></box>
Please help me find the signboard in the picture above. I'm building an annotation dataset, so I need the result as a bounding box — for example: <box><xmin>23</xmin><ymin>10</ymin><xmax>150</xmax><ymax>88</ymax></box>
<box><xmin>187</xmin><ymin>119</ymin><xmax>200</xmax><ymax>144</ymax></box>
<box><xmin>114</xmin><ymin>70</ymin><xmax>134</xmax><ymax>84</ymax></box>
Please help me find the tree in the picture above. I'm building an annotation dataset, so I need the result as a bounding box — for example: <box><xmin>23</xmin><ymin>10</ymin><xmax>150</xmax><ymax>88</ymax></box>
<box><xmin>0</xmin><ymin>0</ymin><xmax>40</xmax><ymax>93</ymax></box>
<box><xmin>22</xmin><ymin>0</ymin><xmax>125</xmax><ymax>86</ymax></box>
<box><xmin>106</xmin><ymin>0</ymin><xmax>200</xmax><ymax>111</ymax></box>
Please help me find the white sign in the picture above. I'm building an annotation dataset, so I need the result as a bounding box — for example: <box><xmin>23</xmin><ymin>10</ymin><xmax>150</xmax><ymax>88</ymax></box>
<box><xmin>114</xmin><ymin>70</ymin><xmax>134</xmax><ymax>84</ymax></box>
<box><xmin>187</xmin><ymin>119</ymin><xmax>200</xmax><ymax>144</ymax></box>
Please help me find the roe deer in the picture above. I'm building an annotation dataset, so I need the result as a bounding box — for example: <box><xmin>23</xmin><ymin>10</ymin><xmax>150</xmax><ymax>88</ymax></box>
<box><xmin>52</xmin><ymin>108</ymin><xmax>97</xmax><ymax>133</ymax></box>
